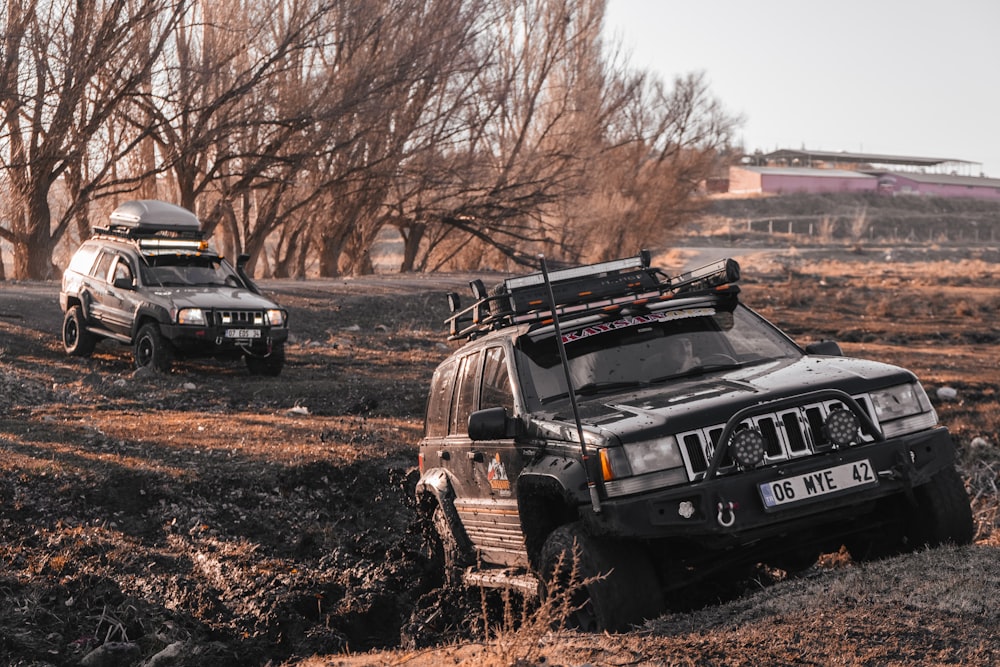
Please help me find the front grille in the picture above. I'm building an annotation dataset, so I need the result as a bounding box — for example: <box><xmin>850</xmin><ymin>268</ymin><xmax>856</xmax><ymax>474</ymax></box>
<box><xmin>213</xmin><ymin>310</ymin><xmax>265</xmax><ymax>326</ymax></box>
<box><xmin>680</xmin><ymin>394</ymin><xmax>875</xmax><ymax>479</ymax></box>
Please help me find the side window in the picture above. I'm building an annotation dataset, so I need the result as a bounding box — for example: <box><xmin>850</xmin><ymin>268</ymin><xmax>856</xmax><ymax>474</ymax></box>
<box><xmin>68</xmin><ymin>244</ymin><xmax>99</xmax><ymax>275</ymax></box>
<box><xmin>480</xmin><ymin>346</ymin><xmax>514</xmax><ymax>413</ymax></box>
<box><xmin>425</xmin><ymin>359</ymin><xmax>457</xmax><ymax>438</ymax></box>
<box><xmin>112</xmin><ymin>257</ymin><xmax>133</xmax><ymax>286</ymax></box>
<box><xmin>449</xmin><ymin>350</ymin><xmax>481</xmax><ymax>436</ymax></box>
<box><xmin>92</xmin><ymin>251</ymin><xmax>115</xmax><ymax>282</ymax></box>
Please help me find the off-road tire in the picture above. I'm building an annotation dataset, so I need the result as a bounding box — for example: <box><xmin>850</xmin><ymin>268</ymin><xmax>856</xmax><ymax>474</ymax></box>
<box><xmin>134</xmin><ymin>322</ymin><xmax>173</xmax><ymax>372</ymax></box>
<box><xmin>427</xmin><ymin>506</ymin><xmax>475</xmax><ymax>588</ymax></box>
<box><xmin>906</xmin><ymin>465</ymin><xmax>975</xmax><ymax>547</ymax></box>
<box><xmin>538</xmin><ymin>522</ymin><xmax>664</xmax><ymax>632</ymax></box>
<box><xmin>62</xmin><ymin>306</ymin><xmax>98</xmax><ymax>357</ymax></box>
<box><xmin>245</xmin><ymin>342</ymin><xmax>285</xmax><ymax>377</ymax></box>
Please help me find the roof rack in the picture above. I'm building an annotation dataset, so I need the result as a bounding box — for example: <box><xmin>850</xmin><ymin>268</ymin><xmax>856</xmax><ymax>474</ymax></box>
<box><xmin>445</xmin><ymin>252</ymin><xmax>741</xmax><ymax>340</ymax></box>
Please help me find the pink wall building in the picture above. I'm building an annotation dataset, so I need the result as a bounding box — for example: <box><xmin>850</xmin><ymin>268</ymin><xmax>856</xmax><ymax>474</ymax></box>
<box><xmin>729</xmin><ymin>165</ymin><xmax>1000</xmax><ymax>201</ymax></box>
<box><xmin>729</xmin><ymin>166</ymin><xmax>877</xmax><ymax>195</ymax></box>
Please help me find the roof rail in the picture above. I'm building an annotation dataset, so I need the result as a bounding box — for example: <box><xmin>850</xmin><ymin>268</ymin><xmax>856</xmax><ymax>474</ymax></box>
<box><xmin>445</xmin><ymin>252</ymin><xmax>741</xmax><ymax>340</ymax></box>
<box><xmin>91</xmin><ymin>225</ymin><xmax>205</xmax><ymax>242</ymax></box>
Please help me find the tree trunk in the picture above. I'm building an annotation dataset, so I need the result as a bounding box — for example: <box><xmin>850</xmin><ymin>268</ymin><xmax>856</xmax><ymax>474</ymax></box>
<box><xmin>317</xmin><ymin>232</ymin><xmax>348</xmax><ymax>277</ymax></box>
<box><xmin>399</xmin><ymin>222</ymin><xmax>425</xmax><ymax>272</ymax></box>
<box><xmin>12</xmin><ymin>187</ymin><xmax>57</xmax><ymax>280</ymax></box>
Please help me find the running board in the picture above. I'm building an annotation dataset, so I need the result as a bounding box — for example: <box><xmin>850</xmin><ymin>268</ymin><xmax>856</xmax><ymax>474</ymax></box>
<box><xmin>462</xmin><ymin>568</ymin><xmax>539</xmax><ymax>597</ymax></box>
<box><xmin>87</xmin><ymin>326</ymin><xmax>131</xmax><ymax>343</ymax></box>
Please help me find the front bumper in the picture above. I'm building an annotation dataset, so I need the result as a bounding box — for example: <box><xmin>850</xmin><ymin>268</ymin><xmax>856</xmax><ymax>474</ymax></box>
<box><xmin>585</xmin><ymin>426</ymin><xmax>956</xmax><ymax>545</ymax></box>
<box><xmin>159</xmin><ymin>324</ymin><xmax>289</xmax><ymax>355</ymax></box>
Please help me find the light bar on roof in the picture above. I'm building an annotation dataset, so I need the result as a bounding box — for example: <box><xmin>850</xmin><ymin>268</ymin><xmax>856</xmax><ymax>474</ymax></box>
<box><xmin>139</xmin><ymin>238</ymin><xmax>209</xmax><ymax>251</ymax></box>
<box><xmin>505</xmin><ymin>255</ymin><xmax>646</xmax><ymax>290</ymax></box>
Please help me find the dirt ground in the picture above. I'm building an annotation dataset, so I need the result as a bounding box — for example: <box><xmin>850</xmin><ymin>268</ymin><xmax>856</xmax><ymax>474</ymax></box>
<box><xmin>1</xmin><ymin>245</ymin><xmax>998</xmax><ymax>666</ymax></box>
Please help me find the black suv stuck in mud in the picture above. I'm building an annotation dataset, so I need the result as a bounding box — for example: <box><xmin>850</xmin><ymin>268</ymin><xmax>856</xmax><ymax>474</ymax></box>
<box><xmin>415</xmin><ymin>252</ymin><xmax>974</xmax><ymax>630</ymax></box>
<box><xmin>60</xmin><ymin>200</ymin><xmax>288</xmax><ymax>375</ymax></box>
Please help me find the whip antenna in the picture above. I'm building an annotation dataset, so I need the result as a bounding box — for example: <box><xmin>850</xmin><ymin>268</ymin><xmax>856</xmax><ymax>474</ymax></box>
<box><xmin>538</xmin><ymin>254</ymin><xmax>602</xmax><ymax>514</ymax></box>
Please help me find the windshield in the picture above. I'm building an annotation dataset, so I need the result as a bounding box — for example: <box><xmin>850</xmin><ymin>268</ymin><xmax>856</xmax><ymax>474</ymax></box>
<box><xmin>515</xmin><ymin>305</ymin><xmax>801</xmax><ymax>408</ymax></box>
<box><xmin>140</xmin><ymin>254</ymin><xmax>243</xmax><ymax>288</ymax></box>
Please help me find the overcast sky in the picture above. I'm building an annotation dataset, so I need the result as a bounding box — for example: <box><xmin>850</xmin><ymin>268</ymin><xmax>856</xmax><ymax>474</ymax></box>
<box><xmin>604</xmin><ymin>0</ymin><xmax>999</xmax><ymax>177</ymax></box>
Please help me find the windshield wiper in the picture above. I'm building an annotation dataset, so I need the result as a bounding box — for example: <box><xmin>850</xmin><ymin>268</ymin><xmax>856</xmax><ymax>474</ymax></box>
<box><xmin>539</xmin><ymin>380</ymin><xmax>645</xmax><ymax>405</ymax></box>
<box><xmin>650</xmin><ymin>361</ymin><xmax>743</xmax><ymax>383</ymax></box>
<box><xmin>574</xmin><ymin>380</ymin><xmax>645</xmax><ymax>395</ymax></box>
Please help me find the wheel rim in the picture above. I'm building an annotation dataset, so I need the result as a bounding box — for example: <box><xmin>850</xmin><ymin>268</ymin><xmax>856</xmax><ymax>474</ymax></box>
<box><xmin>136</xmin><ymin>335</ymin><xmax>153</xmax><ymax>366</ymax></box>
<box><xmin>64</xmin><ymin>318</ymin><xmax>79</xmax><ymax>347</ymax></box>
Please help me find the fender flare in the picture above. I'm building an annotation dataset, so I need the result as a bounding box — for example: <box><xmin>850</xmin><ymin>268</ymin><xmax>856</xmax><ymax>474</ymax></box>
<box><xmin>415</xmin><ymin>467</ymin><xmax>463</xmax><ymax>526</ymax></box>
<box><xmin>517</xmin><ymin>457</ymin><xmax>589</xmax><ymax>568</ymax></box>
<box><xmin>520</xmin><ymin>454</ymin><xmax>590</xmax><ymax>503</ymax></box>
<box><xmin>415</xmin><ymin>466</ymin><xmax>474</xmax><ymax>555</ymax></box>
<box><xmin>72</xmin><ymin>290</ymin><xmax>93</xmax><ymax>320</ymax></box>
<box><xmin>131</xmin><ymin>304</ymin><xmax>170</xmax><ymax>340</ymax></box>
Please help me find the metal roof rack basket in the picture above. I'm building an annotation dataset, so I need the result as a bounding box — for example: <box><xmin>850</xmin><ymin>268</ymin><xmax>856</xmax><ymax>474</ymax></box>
<box><xmin>446</xmin><ymin>251</ymin><xmax>741</xmax><ymax>340</ymax></box>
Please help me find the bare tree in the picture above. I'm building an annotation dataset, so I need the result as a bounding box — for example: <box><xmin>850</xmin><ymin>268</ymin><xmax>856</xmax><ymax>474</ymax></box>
<box><xmin>564</xmin><ymin>71</ymin><xmax>741</xmax><ymax>262</ymax></box>
<box><xmin>300</xmin><ymin>0</ymin><xmax>484</xmax><ymax>277</ymax></box>
<box><xmin>0</xmin><ymin>0</ymin><xmax>740</xmax><ymax>280</ymax></box>
<box><xmin>390</xmin><ymin>0</ymin><xmax>636</xmax><ymax>271</ymax></box>
<box><xmin>0</xmin><ymin>0</ymin><xmax>184</xmax><ymax>279</ymax></box>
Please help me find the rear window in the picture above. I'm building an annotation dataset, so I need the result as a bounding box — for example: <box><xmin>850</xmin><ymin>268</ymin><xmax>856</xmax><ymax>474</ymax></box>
<box><xmin>67</xmin><ymin>244</ymin><xmax>100</xmax><ymax>275</ymax></box>
<box><xmin>425</xmin><ymin>359</ymin><xmax>458</xmax><ymax>438</ymax></box>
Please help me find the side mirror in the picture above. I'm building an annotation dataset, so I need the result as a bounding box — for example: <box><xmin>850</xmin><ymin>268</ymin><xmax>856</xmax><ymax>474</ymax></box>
<box><xmin>113</xmin><ymin>277</ymin><xmax>133</xmax><ymax>290</ymax></box>
<box><xmin>805</xmin><ymin>340</ymin><xmax>843</xmax><ymax>356</ymax></box>
<box><xmin>236</xmin><ymin>253</ymin><xmax>251</xmax><ymax>270</ymax></box>
<box><xmin>468</xmin><ymin>406</ymin><xmax>518</xmax><ymax>441</ymax></box>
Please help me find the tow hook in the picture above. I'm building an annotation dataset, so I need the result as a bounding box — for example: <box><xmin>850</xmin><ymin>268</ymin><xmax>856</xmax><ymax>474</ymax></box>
<box><xmin>717</xmin><ymin>500</ymin><xmax>738</xmax><ymax>527</ymax></box>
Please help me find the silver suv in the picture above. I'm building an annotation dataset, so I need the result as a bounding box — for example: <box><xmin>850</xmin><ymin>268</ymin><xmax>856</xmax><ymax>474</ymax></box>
<box><xmin>59</xmin><ymin>200</ymin><xmax>288</xmax><ymax>375</ymax></box>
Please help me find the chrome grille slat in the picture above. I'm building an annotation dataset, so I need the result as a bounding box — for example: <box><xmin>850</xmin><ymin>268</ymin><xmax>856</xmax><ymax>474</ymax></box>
<box><xmin>680</xmin><ymin>394</ymin><xmax>874</xmax><ymax>479</ymax></box>
<box><xmin>213</xmin><ymin>310</ymin><xmax>265</xmax><ymax>326</ymax></box>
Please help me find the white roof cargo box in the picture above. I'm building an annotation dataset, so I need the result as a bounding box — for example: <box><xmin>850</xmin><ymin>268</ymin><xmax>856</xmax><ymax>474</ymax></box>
<box><xmin>109</xmin><ymin>200</ymin><xmax>201</xmax><ymax>234</ymax></box>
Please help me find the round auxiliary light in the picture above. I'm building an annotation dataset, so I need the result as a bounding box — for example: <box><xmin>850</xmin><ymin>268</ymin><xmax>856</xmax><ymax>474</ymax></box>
<box><xmin>730</xmin><ymin>428</ymin><xmax>766</xmax><ymax>468</ymax></box>
<box><xmin>825</xmin><ymin>406</ymin><xmax>860</xmax><ymax>447</ymax></box>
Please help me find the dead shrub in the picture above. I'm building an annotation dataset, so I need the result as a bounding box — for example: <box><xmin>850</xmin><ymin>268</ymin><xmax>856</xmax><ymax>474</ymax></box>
<box><xmin>953</xmin><ymin>300</ymin><xmax>977</xmax><ymax>317</ymax></box>
<box><xmin>477</xmin><ymin>544</ymin><xmax>605</xmax><ymax>667</ymax></box>
<box><xmin>864</xmin><ymin>297</ymin><xmax>894</xmax><ymax>319</ymax></box>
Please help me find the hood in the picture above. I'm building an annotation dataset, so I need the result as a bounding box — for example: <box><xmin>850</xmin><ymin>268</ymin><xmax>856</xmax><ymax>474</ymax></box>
<box><xmin>534</xmin><ymin>356</ymin><xmax>915</xmax><ymax>444</ymax></box>
<box><xmin>146</xmin><ymin>287</ymin><xmax>280</xmax><ymax>311</ymax></box>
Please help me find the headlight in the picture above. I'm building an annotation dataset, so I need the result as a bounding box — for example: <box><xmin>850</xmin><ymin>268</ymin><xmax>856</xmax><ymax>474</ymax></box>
<box><xmin>870</xmin><ymin>383</ymin><xmax>931</xmax><ymax>419</ymax></box>
<box><xmin>624</xmin><ymin>436</ymin><xmax>685</xmax><ymax>476</ymax></box>
<box><xmin>177</xmin><ymin>308</ymin><xmax>206</xmax><ymax>325</ymax></box>
<box><xmin>870</xmin><ymin>383</ymin><xmax>937</xmax><ymax>437</ymax></box>
<box><xmin>602</xmin><ymin>439</ymin><xmax>689</xmax><ymax>497</ymax></box>
<box><xmin>265</xmin><ymin>309</ymin><xmax>286</xmax><ymax>327</ymax></box>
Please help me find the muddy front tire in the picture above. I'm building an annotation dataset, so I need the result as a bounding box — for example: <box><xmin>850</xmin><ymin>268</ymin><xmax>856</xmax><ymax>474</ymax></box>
<box><xmin>134</xmin><ymin>323</ymin><xmax>173</xmax><ymax>372</ymax></box>
<box><xmin>906</xmin><ymin>466</ymin><xmax>975</xmax><ymax>547</ymax></box>
<box><xmin>538</xmin><ymin>522</ymin><xmax>663</xmax><ymax>632</ymax></box>
<box><xmin>62</xmin><ymin>306</ymin><xmax>98</xmax><ymax>357</ymax></box>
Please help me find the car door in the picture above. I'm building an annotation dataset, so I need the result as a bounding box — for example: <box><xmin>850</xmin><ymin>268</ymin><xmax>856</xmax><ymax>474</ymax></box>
<box><xmin>102</xmin><ymin>254</ymin><xmax>139</xmax><ymax>335</ymax></box>
<box><xmin>85</xmin><ymin>250</ymin><xmax>117</xmax><ymax>328</ymax></box>
<box><xmin>451</xmin><ymin>344</ymin><xmax>527</xmax><ymax>567</ymax></box>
